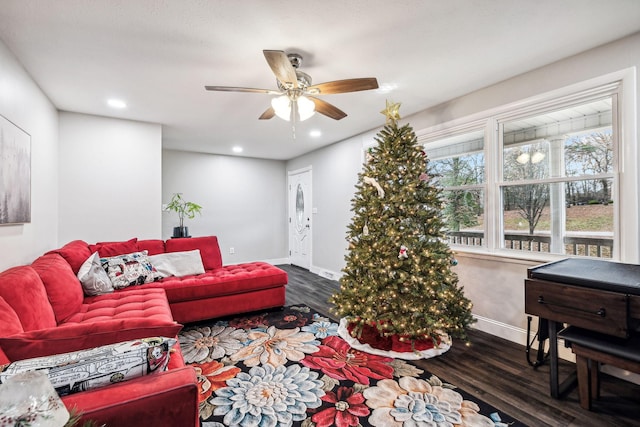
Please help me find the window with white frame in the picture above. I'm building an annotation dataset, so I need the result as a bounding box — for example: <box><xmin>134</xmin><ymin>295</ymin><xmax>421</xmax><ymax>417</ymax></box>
<box><xmin>499</xmin><ymin>97</ymin><xmax>614</xmax><ymax>258</ymax></box>
<box><xmin>428</xmin><ymin>129</ymin><xmax>485</xmax><ymax>247</ymax></box>
<box><xmin>419</xmin><ymin>74</ymin><xmax>634</xmax><ymax>261</ymax></box>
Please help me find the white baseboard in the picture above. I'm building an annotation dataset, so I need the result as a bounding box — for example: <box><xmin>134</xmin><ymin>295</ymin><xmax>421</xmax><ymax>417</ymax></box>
<box><xmin>273</xmin><ymin>260</ymin><xmax>343</xmax><ymax>281</ymax></box>
<box><xmin>473</xmin><ymin>314</ymin><xmax>577</xmax><ymax>361</ymax></box>
<box><xmin>262</xmin><ymin>257</ymin><xmax>290</xmax><ymax>265</ymax></box>
<box><xmin>309</xmin><ymin>265</ymin><xmax>343</xmax><ymax>281</ymax></box>
<box><xmin>472</xmin><ymin>314</ymin><xmax>530</xmax><ymax>346</ymax></box>
<box><xmin>472</xmin><ymin>314</ymin><xmax>640</xmax><ymax>385</ymax></box>
<box><xmin>472</xmin><ymin>315</ymin><xmax>576</xmax><ymax>362</ymax></box>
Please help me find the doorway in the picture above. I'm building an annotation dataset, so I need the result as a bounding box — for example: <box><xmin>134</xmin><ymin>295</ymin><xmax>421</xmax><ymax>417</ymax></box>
<box><xmin>288</xmin><ymin>167</ymin><xmax>312</xmax><ymax>269</ymax></box>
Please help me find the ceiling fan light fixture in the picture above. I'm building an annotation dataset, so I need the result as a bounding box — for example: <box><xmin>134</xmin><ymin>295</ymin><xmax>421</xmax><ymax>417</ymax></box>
<box><xmin>297</xmin><ymin>95</ymin><xmax>315</xmax><ymax>121</ymax></box>
<box><xmin>271</xmin><ymin>95</ymin><xmax>291</xmax><ymax>121</ymax></box>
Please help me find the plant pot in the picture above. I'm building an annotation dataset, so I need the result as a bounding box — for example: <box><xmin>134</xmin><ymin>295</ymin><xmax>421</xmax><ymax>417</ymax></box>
<box><xmin>172</xmin><ymin>226</ymin><xmax>190</xmax><ymax>238</ymax></box>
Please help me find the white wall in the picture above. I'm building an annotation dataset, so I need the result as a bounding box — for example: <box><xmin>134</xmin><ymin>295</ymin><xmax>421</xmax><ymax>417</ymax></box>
<box><xmin>286</xmin><ymin>132</ymin><xmax>374</xmax><ymax>278</ymax></box>
<box><xmin>58</xmin><ymin>112</ymin><xmax>162</xmax><ymax>244</ymax></box>
<box><xmin>410</xmin><ymin>32</ymin><xmax>640</xmax><ymax>134</ymax></box>
<box><xmin>0</xmin><ymin>39</ymin><xmax>59</xmax><ymax>271</ymax></box>
<box><xmin>162</xmin><ymin>150</ymin><xmax>287</xmax><ymax>265</ymax></box>
<box><xmin>287</xmin><ymin>32</ymin><xmax>640</xmax><ymax>345</ymax></box>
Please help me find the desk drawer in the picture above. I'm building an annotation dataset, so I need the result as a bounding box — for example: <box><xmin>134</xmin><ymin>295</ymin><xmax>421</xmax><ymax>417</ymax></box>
<box><xmin>525</xmin><ymin>279</ymin><xmax>629</xmax><ymax>337</ymax></box>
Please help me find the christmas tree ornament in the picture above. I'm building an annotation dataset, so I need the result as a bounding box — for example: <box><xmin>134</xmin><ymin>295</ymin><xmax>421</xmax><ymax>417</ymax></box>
<box><xmin>451</xmin><ymin>258</ymin><xmax>458</xmax><ymax>266</ymax></box>
<box><xmin>363</xmin><ymin>223</ymin><xmax>369</xmax><ymax>236</ymax></box>
<box><xmin>419</xmin><ymin>172</ymin><xmax>429</xmax><ymax>181</ymax></box>
<box><xmin>398</xmin><ymin>245</ymin><xmax>408</xmax><ymax>259</ymax></box>
<box><xmin>365</xmin><ymin>150</ymin><xmax>374</xmax><ymax>164</ymax></box>
<box><xmin>380</xmin><ymin>100</ymin><xmax>401</xmax><ymax>124</ymax></box>
<box><xmin>363</xmin><ymin>176</ymin><xmax>385</xmax><ymax>198</ymax></box>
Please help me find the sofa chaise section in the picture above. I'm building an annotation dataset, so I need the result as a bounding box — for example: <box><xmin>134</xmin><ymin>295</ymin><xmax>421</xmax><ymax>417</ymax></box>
<box><xmin>65</xmin><ymin>235</ymin><xmax>289</xmax><ymax>323</ymax></box>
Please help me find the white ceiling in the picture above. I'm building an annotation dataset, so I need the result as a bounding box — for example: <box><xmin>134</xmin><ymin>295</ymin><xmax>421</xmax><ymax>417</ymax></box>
<box><xmin>1</xmin><ymin>1</ymin><xmax>639</xmax><ymax>160</ymax></box>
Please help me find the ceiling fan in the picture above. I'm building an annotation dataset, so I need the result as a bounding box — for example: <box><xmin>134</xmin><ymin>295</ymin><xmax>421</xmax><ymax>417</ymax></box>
<box><xmin>205</xmin><ymin>50</ymin><xmax>379</xmax><ymax>123</ymax></box>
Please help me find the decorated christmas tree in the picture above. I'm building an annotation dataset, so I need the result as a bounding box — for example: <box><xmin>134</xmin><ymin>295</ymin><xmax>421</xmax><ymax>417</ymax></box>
<box><xmin>330</xmin><ymin>101</ymin><xmax>474</xmax><ymax>353</ymax></box>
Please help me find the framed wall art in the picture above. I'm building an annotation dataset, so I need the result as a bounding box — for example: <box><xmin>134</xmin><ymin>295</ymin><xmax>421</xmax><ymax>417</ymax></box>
<box><xmin>0</xmin><ymin>114</ymin><xmax>31</xmax><ymax>224</ymax></box>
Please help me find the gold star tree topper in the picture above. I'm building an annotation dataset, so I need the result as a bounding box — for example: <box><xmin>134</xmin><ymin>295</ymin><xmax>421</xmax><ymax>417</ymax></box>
<box><xmin>381</xmin><ymin>100</ymin><xmax>401</xmax><ymax>124</ymax></box>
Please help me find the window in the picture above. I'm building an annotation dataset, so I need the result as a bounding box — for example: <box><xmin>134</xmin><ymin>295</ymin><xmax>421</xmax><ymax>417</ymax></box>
<box><xmin>499</xmin><ymin>98</ymin><xmax>615</xmax><ymax>258</ymax></box>
<box><xmin>429</xmin><ymin>130</ymin><xmax>485</xmax><ymax>247</ymax></box>
<box><xmin>419</xmin><ymin>72</ymin><xmax>636</xmax><ymax>261</ymax></box>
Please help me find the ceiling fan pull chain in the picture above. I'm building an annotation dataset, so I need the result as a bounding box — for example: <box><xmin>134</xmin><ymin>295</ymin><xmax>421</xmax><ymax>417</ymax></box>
<box><xmin>292</xmin><ymin>100</ymin><xmax>298</xmax><ymax>139</ymax></box>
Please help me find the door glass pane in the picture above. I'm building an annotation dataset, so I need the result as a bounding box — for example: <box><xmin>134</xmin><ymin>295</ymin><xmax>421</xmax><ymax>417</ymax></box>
<box><xmin>295</xmin><ymin>183</ymin><xmax>304</xmax><ymax>231</ymax></box>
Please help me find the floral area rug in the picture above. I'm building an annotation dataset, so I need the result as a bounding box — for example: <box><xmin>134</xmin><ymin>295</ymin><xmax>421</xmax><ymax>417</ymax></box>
<box><xmin>178</xmin><ymin>305</ymin><xmax>526</xmax><ymax>427</ymax></box>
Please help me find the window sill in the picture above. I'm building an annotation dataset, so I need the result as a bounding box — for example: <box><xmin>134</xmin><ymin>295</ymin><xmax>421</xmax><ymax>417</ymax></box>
<box><xmin>451</xmin><ymin>246</ymin><xmax>574</xmax><ymax>266</ymax></box>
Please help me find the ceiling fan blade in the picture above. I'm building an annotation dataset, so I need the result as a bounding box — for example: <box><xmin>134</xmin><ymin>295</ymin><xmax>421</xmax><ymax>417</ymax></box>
<box><xmin>259</xmin><ymin>107</ymin><xmax>275</xmax><ymax>120</ymax></box>
<box><xmin>310</xmin><ymin>97</ymin><xmax>347</xmax><ymax>120</ymax></box>
<box><xmin>263</xmin><ymin>50</ymin><xmax>298</xmax><ymax>88</ymax></box>
<box><xmin>307</xmin><ymin>78</ymin><xmax>379</xmax><ymax>94</ymax></box>
<box><xmin>205</xmin><ymin>86</ymin><xmax>280</xmax><ymax>94</ymax></box>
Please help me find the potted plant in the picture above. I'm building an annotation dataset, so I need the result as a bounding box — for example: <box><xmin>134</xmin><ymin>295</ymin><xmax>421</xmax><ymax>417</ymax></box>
<box><xmin>164</xmin><ymin>193</ymin><xmax>202</xmax><ymax>238</ymax></box>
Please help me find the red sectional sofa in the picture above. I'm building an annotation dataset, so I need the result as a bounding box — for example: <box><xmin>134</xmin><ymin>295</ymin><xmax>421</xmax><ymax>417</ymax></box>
<box><xmin>0</xmin><ymin>235</ymin><xmax>288</xmax><ymax>426</ymax></box>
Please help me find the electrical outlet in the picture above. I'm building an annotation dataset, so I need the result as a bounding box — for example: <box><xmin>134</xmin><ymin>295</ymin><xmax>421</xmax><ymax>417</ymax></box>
<box><xmin>229</xmin><ymin>247</ymin><xmax>235</xmax><ymax>254</ymax></box>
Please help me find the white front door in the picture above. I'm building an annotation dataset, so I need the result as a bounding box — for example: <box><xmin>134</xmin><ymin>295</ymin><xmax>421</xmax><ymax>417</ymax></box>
<box><xmin>288</xmin><ymin>168</ymin><xmax>312</xmax><ymax>269</ymax></box>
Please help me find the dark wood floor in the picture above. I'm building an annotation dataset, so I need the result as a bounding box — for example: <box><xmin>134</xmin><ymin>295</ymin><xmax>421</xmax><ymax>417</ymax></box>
<box><xmin>278</xmin><ymin>264</ymin><xmax>640</xmax><ymax>427</ymax></box>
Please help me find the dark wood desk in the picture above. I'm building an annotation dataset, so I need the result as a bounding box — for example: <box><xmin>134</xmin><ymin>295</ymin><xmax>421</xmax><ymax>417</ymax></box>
<box><xmin>525</xmin><ymin>258</ymin><xmax>640</xmax><ymax>398</ymax></box>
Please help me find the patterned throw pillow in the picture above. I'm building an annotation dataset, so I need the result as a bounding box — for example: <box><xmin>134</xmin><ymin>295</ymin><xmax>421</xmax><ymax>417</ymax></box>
<box><xmin>101</xmin><ymin>250</ymin><xmax>162</xmax><ymax>289</ymax></box>
<box><xmin>0</xmin><ymin>337</ymin><xmax>176</xmax><ymax>396</ymax></box>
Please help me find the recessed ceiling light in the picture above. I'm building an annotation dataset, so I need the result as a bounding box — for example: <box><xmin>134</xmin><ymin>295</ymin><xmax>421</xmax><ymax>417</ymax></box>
<box><xmin>309</xmin><ymin>130</ymin><xmax>322</xmax><ymax>138</ymax></box>
<box><xmin>232</xmin><ymin>146</ymin><xmax>243</xmax><ymax>153</ymax></box>
<box><xmin>107</xmin><ymin>98</ymin><xmax>127</xmax><ymax>109</ymax></box>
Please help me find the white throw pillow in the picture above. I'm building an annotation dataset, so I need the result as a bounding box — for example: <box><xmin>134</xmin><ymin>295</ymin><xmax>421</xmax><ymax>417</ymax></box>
<box><xmin>77</xmin><ymin>252</ymin><xmax>114</xmax><ymax>296</ymax></box>
<box><xmin>148</xmin><ymin>249</ymin><xmax>205</xmax><ymax>277</ymax></box>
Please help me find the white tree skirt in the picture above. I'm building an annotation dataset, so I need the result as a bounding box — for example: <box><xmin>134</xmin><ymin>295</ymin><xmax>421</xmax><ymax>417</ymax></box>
<box><xmin>337</xmin><ymin>318</ymin><xmax>451</xmax><ymax>360</ymax></box>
